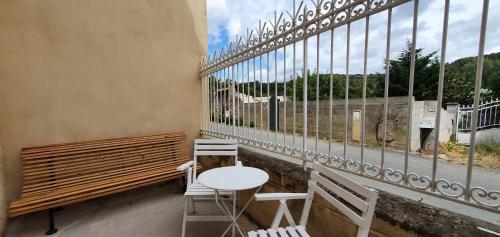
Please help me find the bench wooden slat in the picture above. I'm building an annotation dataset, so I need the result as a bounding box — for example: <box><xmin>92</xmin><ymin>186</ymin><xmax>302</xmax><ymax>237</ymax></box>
<box><xmin>22</xmin><ymin>137</ymin><xmax>186</xmax><ymax>161</ymax></box>
<box><xmin>12</xmin><ymin>164</ymin><xmax>185</xmax><ymax>207</ymax></box>
<box><xmin>21</xmin><ymin>133</ymin><xmax>186</xmax><ymax>159</ymax></box>
<box><xmin>9</xmin><ymin>132</ymin><xmax>191</xmax><ymax>218</ymax></box>
<box><xmin>21</xmin><ymin>132</ymin><xmax>185</xmax><ymax>152</ymax></box>
<box><xmin>21</xmin><ymin>140</ymin><xmax>182</xmax><ymax>165</ymax></box>
<box><xmin>22</xmin><ymin>149</ymin><xmax>189</xmax><ymax>182</ymax></box>
<box><xmin>21</xmin><ymin>159</ymin><xmax>187</xmax><ymax>196</ymax></box>
<box><xmin>11</xmin><ymin>170</ymin><xmax>183</xmax><ymax>217</ymax></box>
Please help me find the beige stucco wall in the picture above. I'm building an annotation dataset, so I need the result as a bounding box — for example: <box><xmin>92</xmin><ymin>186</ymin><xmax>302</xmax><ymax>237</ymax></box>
<box><xmin>0</xmin><ymin>143</ymin><xmax>6</xmax><ymax>236</ymax></box>
<box><xmin>0</xmin><ymin>0</ymin><xmax>207</xmax><ymax>209</ymax></box>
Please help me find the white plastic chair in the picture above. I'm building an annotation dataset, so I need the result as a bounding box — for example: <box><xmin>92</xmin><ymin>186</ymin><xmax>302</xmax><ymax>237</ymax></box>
<box><xmin>248</xmin><ymin>162</ymin><xmax>378</xmax><ymax>237</ymax></box>
<box><xmin>177</xmin><ymin>138</ymin><xmax>241</xmax><ymax>237</ymax></box>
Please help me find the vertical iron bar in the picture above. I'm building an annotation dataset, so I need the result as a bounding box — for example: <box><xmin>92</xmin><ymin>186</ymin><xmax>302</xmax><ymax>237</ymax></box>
<box><xmin>494</xmin><ymin>101</ymin><xmax>498</xmax><ymax>125</ymax></box>
<box><xmin>242</xmin><ymin>62</ymin><xmax>246</xmax><ymax>137</ymax></box>
<box><xmin>267</xmin><ymin>52</ymin><xmax>271</xmax><ymax>142</ymax></box>
<box><xmin>214</xmin><ymin>72</ymin><xmax>217</xmax><ymax>129</ymax></box>
<box><xmin>219</xmin><ymin>68</ymin><xmax>226</xmax><ymax>133</ymax></box>
<box><xmin>207</xmin><ymin>75</ymin><xmax>209</xmax><ymax>130</ymax></box>
<box><xmin>254</xmin><ymin>57</ymin><xmax>257</xmax><ymax>139</ymax></box>
<box><xmin>205</xmin><ymin>75</ymin><xmax>207</xmax><ymax>130</ymax></box>
<box><xmin>260</xmin><ymin>55</ymin><xmax>264</xmax><ymax>138</ymax></box>
<box><xmin>293</xmin><ymin>41</ymin><xmax>297</xmax><ymax>149</ymax></box>
<box><xmin>302</xmin><ymin>13</ymin><xmax>309</xmax><ymax>162</ymax></box>
<box><xmin>361</xmin><ymin>16</ymin><xmax>370</xmax><ymax>172</ymax></box>
<box><xmin>201</xmin><ymin>75</ymin><xmax>204</xmax><ymax>130</ymax></box>
<box><xmin>205</xmin><ymin>75</ymin><xmax>208</xmax><ymax>130</ymax></box>
<box><xmin>202</xmin><ymin>75</ymin><xmax>205</xmax><ymax>130</ymax></box>
<box><xmin>465</xmin><ymin>0</ymin><xmax>489</xmax><ymax>201</ymax></box>
<box><xmin>284</xmin><ymin>45</ymin><xmax>287</xmax><ymax>146</ymax></box>
<box><xmin>431</xmin><ymin>0</ymin><xmax>449</xmax><ymax>191</ymax></box>
<box><xmin>216</xmin><ymin>70</ymin><xmax>220</xmax><ymax>133</ymax></box>
<box><xmin>382</xmin><ymin>8</ymin><xmax>392</xmax><ymax>178</ymax></box>
<box><xmin>248</xmin><ymin>59</ymin><xmax>251</xmax><ymax>137</ymax></box>
<box><xmin>404</xmin><ymin>0</ymin><xmax>419</xmax><ymax>184</ymax></box>
<box><xmin>237</xmin><ymin>63</ymin><xmax>241</xmax><ymax>136</ymax></box>
<box><xmin>275</xmin><ymin>49</ymin><xmax>278</xmax><ymax>144</ymax></box>
<box><xmin>232</xmin><ymin>64</ymin><xmax>236</xmax><ymax>136</ymax></box>
<box><xmin>315</xmin><ymin>33</ymin><xmax>320</xmax><ymax>153</ymax></box>
<box><xmin>210</xmin><ymin>73</ymin><xmax>214</xmax><ymax>129</ymax></box>
<box><xmin>329</xmin><ymin>29</ymin><xmax>335</xmax><ymax>157</ymax></box>
<box><xmin>344</xmin><ymin>23</ymin><xmax>351</xmax><ymax>168</ymax></box>
<box><xmin>489</xmin><ymin>103</ymin><xmax>492</xmax><ymax>127</ymax></box>
<box><xmin>225</xmin><ymin>67</ymin><xmax>228</xmax><ymax>130</ymax></box>
<box><xmin>479</xmin><ymin>104</ymin><xmax>482</xmax><ymax>128</ymax></box>
<box><xmin>206</xmin><ymin>75</ymin><xmax>209</xmax><ymax>130</ymax></box>
<box><xmin>223</xmin><ymin>67</ymin><xmax>226</xmax><ymax>128</ymax></box>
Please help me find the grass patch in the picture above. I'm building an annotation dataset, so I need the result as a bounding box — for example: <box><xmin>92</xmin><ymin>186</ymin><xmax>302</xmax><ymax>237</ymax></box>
<box><xmin>476</xmin><ymin>139</ymin><xmax>500</xmax><ymax>156</ymax></box>
<box><xmin>439</xmin><ymin>139</ymin><xmax>500</xmax><ymax>169</ymax></box>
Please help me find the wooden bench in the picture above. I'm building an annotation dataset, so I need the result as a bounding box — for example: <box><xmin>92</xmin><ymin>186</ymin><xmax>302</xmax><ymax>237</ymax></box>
<box><xmin>9</xmin><ymin>131</ymin><xmax>191</xmax><ymax>234</ymax></box>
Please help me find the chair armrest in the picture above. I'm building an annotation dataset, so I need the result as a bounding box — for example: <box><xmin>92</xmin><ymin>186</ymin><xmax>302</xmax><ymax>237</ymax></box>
<box><xmin>255</xmin><ymin>193</ymin><xmax>308</xmax><ymax>201</ymax></box>
<box><xmin>176</xmin><ymin>161</ymin><xmax>194</xmax><ymax>171</ymax></box>
<box><xmin>236</xmin><ymin>161</ymin><xmax>243</xmax><ymax>167</ymax></box>
<box><xmin>256</xmin><ymin>193</ymin><xmax>307</xmax><ymax>228</ymax></box>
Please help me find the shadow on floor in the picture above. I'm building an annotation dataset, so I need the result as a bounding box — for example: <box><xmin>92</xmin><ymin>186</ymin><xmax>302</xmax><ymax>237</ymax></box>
<box><xmin>6</xmin><ymin>179</ymin><xmax>257</xmax><ymax>237</ymax></box>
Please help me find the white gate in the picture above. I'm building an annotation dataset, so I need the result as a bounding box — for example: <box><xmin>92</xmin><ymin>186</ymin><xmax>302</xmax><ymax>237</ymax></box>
<box><xmin>456</xmin><ymin>99</ymin><xmax>500</xmax><ymax>144</ymax></box>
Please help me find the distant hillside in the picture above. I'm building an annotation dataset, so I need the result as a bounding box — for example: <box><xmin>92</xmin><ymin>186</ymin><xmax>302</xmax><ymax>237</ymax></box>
<box><xmin>444</xmin><ymin>52</ymin><xmax>500</xmax><ymax>105</ymax></box>
<box><xmin>227</xmin><ymin>52</ymin><xmax>500</xmax><ymax>104</ymax></box>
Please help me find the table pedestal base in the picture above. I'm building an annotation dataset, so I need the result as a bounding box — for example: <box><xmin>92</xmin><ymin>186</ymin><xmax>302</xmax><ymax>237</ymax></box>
<box><xmin>215</xmin><ymin>186</ymin><xmax>263</xmax><ymax>237</ymax></box>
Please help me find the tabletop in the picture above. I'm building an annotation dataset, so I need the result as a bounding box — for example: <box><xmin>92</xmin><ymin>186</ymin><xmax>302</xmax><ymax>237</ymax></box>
<box><xmin>198</xmin><ymin>166</ymin><xmax>269</xmax><ymax>191</ymax></box>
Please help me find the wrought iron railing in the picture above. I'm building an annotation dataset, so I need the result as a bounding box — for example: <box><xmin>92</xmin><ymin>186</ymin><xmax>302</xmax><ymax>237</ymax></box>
<box><xmin>200</xmin><ymin>0</ymin><xmax>498</xmax><ymax>212</ymax></box>
<box><xmin>457</xmin><ymin>99</ymin><xmax>500</xmax><ymax>132</ymax></box>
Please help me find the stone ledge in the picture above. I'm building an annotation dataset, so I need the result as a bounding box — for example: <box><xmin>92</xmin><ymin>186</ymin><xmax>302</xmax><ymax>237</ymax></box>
<box><xmin>237</xmin><ymin>147</ymin><xmax>500</xmax><ymax>237</ymax></box>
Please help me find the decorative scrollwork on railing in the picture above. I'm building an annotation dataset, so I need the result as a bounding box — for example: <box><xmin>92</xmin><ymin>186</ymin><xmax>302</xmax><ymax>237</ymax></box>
<box><xmin>201</xmin><ymin>129</ymin><xmax>500</xmax><ymax>211</ymax></box>
<box><xmin>330</xmin><ymin>155</ymin><xmax>345</xmax><ymax>168</ymax></box>
<box><xmin>345</xmin><ymin>159</ymin><xmax>362</xmax><ymax>172</ymax></box>
<box><xmin>362</xmin><ymin>163</ymin><xmax>381</xmax><ymax>177</ymax></box>
<box><xmin>200</xmin><ymin>0</ymin><xmax>411</xmax><ymax>76</ymax></box>
<box><xmin>382</xmin><ymin>168</ymin><xmax>405</xmax><ymax>183</ymax></box>
<box><xmin>434</xmin><ymin>179</ymin><xmax>465</xmax><ymax>198</ymax></box>
<box><xmin>470</xmin><ymin>188</ymin><xmax>500</xmax><ymax>208</ymax></box>
<box><xmin>407</xmin><ymin>173</ymin><xmax>431</xmax><ymax>190</ymax></box>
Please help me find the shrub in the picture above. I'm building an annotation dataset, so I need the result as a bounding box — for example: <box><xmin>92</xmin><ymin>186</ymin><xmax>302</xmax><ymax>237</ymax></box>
<box><xmin>476</xmin><ymin>139</ymin><xmax>500</xmax><ymax>156</ymax></box>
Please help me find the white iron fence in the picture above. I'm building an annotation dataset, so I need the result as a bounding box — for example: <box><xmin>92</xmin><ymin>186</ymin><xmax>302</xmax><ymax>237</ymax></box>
<box><xmin>456</xmin><ymin>99</ymin><xmax>500</xmax><ymax>144</ymax></box>
<box><xmin>200</xmin><ymin>0</ymin><xmax>498</xmax><ymax>212</ymax></box>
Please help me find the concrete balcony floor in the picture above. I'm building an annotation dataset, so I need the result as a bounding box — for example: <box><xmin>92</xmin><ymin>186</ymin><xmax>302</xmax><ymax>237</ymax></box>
<box><xmin>6</xmin><ymin>180</ymin><xmax>257</xmax><ymax>237</ymax></box>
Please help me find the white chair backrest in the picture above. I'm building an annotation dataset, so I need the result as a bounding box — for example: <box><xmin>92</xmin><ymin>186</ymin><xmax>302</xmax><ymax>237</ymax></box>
<box><xmin>299</xmin><ymin>163</ymin><xmax>378</xmax><ymax>237</ymax></box>
<box><xmin>192</xmin><ymin>139</ymin><xmax>238</xmax><ymax>180</ymax></box>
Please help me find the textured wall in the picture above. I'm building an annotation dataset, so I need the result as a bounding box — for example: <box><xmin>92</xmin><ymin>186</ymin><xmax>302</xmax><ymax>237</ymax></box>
<box><xmin>0</xmin><ymin>144</ymin><xmax>6</xmax><ymax>236</ymax></box>
<box><xmin>0</xmin><ymin>0</ymin><xmax>207</xmax><ymax>204</ymax></box>
<box><xmin>235</xmin><ymin>97</ymin><xmax>411</xmax><ymax>149</ymax></box>
<box><xmin>229</xmin><ymin>96</ymin><xmax>454</xmax><ymax>151</ymax></box>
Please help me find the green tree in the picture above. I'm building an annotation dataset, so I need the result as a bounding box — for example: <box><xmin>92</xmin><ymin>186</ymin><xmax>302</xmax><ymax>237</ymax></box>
<box><xmin>387</xmin><ymin>41</ymin><xmax>440</xmax><ymax>100</ymax></box>
<box><xmin>443</xmin><ymin>52</ymin><xmax>500</xmax><ymax>105</ymax></box>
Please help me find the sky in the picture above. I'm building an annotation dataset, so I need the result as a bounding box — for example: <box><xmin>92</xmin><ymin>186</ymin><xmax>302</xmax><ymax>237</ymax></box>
<box><xmin>207</xmin><ymin>0</ymin><xmax>499</xmax><ymax>77</ymax></box>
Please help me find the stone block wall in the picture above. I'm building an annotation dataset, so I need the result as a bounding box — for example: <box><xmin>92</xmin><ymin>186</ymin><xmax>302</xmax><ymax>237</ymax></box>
<box><xmin>234</xmin><ymin>97</ymin><xmax>410</xmax><ymax>150</ymax></box>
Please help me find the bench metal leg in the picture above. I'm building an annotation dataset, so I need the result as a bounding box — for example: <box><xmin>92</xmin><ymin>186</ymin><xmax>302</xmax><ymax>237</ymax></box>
<box><xmin>45</xmin><ymin>208</ymin><xmax>58</xmax><ymax>235</ymax></box>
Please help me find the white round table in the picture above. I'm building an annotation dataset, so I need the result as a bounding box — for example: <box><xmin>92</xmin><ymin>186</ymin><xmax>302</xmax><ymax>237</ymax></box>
<box><xmin>198</xmin><ymin>166</ymin><xmax>269</xmax><ymax>190</ymax></box>
<box><xmin>198</xmin><ymin>166</ymin><xmax>269</xmax><ymax>237</ymax></box>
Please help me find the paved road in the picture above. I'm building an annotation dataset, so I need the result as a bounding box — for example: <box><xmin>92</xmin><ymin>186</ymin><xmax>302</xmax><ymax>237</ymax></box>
<box><xmin>209</xmin><ymin>123</ymin><xmax>500</xmax><ymax>193</ymax></box>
